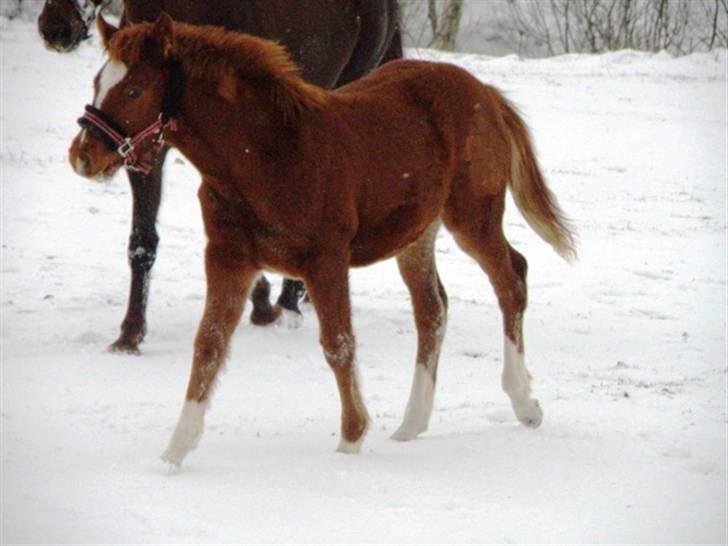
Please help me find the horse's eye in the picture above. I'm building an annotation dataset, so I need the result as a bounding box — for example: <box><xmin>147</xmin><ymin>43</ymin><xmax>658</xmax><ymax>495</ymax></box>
<box><xmin>128</xmin><ymin>88</ymin><xmax>141</xmax><ymax>99</ymax></box>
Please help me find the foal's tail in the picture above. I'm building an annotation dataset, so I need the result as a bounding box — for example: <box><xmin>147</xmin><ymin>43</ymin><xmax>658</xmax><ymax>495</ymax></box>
<box><xmin>498</xmin><ymin>92</ymin><xmax>577</xmax><ymax>262</ymax></box>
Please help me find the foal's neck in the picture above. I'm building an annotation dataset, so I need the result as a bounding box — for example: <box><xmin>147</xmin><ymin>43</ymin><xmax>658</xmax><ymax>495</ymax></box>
<box><xmin>168</xmin><ymin>77</ymin><xmax>301</xmax><ymax>196</ymax></box>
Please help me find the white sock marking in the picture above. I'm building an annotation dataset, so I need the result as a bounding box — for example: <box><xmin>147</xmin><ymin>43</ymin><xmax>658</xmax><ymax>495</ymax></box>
<box><xmin>392</xmin><ymin>304</ymin><xmax>445</xmax><ymax>442</ymax></box>
<box><xmin>161</xmin><ymin>400</ymin><xmax>208</xmax><ymax>467</ymax></box>
<box><xmin>392</xmin><ymin>364</ymin><xmax>435</xmax><ymax>441</ymax></box>
<box><xmin>276</xmin><ymin>308</ymin><xmax>303</xmax><ymax>329</ymax></box>
<box><xmin>502</xmin><ymin>339</ymin><xmax>543</xmax><ymax>428</ymax></box>
<box><xmin>502</xmin><ymin>339</ymin><xmax>530</xmax><ymax>397</ymax></box>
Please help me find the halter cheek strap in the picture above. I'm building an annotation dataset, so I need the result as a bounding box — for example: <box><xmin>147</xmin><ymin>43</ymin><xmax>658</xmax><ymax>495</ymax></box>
<box><xmin>76</xmin><ymin>58</ymin><xmax>186</xmax><ymax>176</ymax></box>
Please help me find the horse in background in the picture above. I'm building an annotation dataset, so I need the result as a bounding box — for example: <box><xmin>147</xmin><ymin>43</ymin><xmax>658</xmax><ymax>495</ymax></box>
<box><xmin>39</xmin><ymin>0</ymin><xmax>402</xmax><ymax>353</ymax></box>
<box><xmin>70</xmin><ymin>15</ymin><xmax>576</xmax><ymax>466</ymax></box>
<box><xmin>38</xmin><ymin>0</ymin><xmax>105</xmax><ymax>52</ymax></box>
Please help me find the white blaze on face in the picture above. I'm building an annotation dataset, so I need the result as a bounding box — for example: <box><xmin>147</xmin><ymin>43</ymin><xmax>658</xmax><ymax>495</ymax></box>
<box><xmin>94</xmin><ymin>59</ymin><xmax>128</xmax><ymax>107</ymax></box>
<box><xmin>80</xmin><ymin>59</ymin><xmax>128</xmax><ymax>146</ymax></box>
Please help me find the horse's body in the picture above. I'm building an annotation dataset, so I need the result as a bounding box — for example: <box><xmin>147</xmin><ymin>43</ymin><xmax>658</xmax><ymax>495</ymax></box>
<box><xmin>41</xmin><ymin>0</ymin><xmax>402</xmax><ymax>353</ymax></box>
<box><xmin>70</xmin><ymin>16</ymin><xmax>576</xmax><ymax>466</ymax></box>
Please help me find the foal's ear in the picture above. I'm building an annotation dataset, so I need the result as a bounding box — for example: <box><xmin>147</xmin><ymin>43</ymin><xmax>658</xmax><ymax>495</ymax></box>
<box><xmin>152</xmin><ymin>12</ymin><xmax>175</xmax><ymax>59</ymax></box>
<box><xmin>97</xmin><ymin>15</ymin><xmax>118</xmax><ymax>49</ymax></box>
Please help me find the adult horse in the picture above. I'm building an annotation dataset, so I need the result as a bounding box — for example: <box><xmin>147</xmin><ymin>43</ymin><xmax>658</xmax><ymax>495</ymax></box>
<box><xmin>70</xmin><ymin>15</ymin><xmax>576</xmax><ymax>466</ymax></box>
<box><xmin>41</xmin><ymin>0</ymin><xmax>402</xmax><ymax>353</ymax></box>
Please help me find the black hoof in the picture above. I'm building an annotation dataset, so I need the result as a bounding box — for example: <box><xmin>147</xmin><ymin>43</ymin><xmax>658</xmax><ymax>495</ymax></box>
<box><xmin>107</xmin><ymin>338</ymin><xmax>142</xmax><ymax>355</ymax></box>
<box><xmin>250</xmin><ymin>301</ymin><xmax>283</xmax><ymax>326</ymax></box>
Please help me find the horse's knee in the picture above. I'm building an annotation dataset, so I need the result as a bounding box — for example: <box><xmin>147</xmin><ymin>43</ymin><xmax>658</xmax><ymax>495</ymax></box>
<box><xmin>128</xmin><ymin>229</ymin><xmax>159</xmax><ymax>271</ymax></box>
<box><xmin>321</xmin><ymin>331</ymin><xmax>355</xmax><ymax>368</ymax></box>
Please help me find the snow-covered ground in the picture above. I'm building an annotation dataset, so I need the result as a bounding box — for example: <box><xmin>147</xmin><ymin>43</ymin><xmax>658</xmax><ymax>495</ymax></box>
<box><xmin>1</xmin><ymin>16</ymin><xmax>726</xmax><ymax>544</ymax></box>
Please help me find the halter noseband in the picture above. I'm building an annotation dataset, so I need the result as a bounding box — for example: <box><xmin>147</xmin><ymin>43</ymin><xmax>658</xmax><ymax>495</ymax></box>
<box><xmin>77</xmin><ymin>58</ymin><xmax>186</xmax><ymax>176</ymax></box>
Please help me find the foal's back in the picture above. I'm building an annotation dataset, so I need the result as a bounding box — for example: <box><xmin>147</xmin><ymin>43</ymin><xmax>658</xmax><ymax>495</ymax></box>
<box><xmin>308</xmin><ymin>59</ymin><xmax>512</xmax><ymax>264</ymax></box>
<box><xmin>333</xmin><ymin>58</ymin><xmax>510</xmax><ymax>179</ymax></box>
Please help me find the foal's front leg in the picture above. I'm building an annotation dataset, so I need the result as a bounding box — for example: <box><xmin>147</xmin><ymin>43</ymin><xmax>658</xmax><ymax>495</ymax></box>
<box><xmin>305</xmin><ymin>261</ymin><xmax>369</xmax><ymax>453</ymax></box>
<box><xmin>161</xmin><ymin>244</ymin><xmax>259</xmax><ymax>467</ymax></box>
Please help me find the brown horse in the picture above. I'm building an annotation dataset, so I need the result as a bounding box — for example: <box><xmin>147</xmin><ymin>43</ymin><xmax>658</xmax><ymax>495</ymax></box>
<box><xmin>38</xmin><ymin>0</ymin><xmax>104</xmax><ymax>51</ymax></box>
<box><xmin>69</xmin><ymin>14</ymin><xmax>576</xmax><ymax>466</ymax></box>
<box><xmin>43</xmin><ymin>0</ymin><xmax>402</xmax><ymax>353</ymax></box>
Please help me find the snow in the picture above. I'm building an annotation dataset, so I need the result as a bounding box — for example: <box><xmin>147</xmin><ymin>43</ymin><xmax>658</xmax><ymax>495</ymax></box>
<box><xmin>1</xmin><ymin>16</ymin><xmax>726</xmax><ymax>544</ymax></box>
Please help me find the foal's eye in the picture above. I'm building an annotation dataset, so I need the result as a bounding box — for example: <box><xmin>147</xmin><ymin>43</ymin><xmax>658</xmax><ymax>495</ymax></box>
<box><xmin>128</xmin><ymin>88</ymin><xmax>142</xmax><ymax>99</ymax></box>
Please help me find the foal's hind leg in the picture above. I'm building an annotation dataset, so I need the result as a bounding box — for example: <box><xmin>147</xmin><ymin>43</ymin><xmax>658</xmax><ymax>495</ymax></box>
<box><xmin>499</xmin><ymin>244</ymin><xmax>542</xmax><ymax>427</ymax></box>
<box><xmin>161</xmin><ymin>245</ymin><xmax>259</xmax><ymax>467</ymax></box>
<box><xmin>392</xmin><ymin>222</ymin><xmax>448</xmax><ymax>441</ymax></box>
<box><xmin>447</xmin><ymin>202</ymin><xmax>543</xmax><ymax>428</ymax></box>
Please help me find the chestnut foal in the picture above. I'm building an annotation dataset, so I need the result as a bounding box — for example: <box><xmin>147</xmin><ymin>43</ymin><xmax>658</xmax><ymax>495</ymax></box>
<box><xmin>69</xmin><ymin>15</ymin><xmax>576</xmax><ymax>467</ymax></box>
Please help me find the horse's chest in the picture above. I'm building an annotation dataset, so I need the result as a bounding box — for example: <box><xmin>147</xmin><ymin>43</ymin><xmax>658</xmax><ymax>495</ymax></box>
<box><xmin>253</xmin><ymin>227</ymin><xmax>310</xmax><ymax>273</ymax></box>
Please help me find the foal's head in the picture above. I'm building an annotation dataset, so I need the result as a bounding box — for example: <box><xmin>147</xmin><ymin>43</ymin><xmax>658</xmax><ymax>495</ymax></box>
<box><xmin>69</xmin><ymin>14</ymin><xmax>179</xmax><ymax>180</ymax></box>
<box><xmin>70</xmin><ymin>12</ymin><xmax>329</xmax><ymax>180</ymax></box>
<box><xmin>38</xmin><ymin>0</ymin><xmax>100</xmax><ymax>52</ymax></box>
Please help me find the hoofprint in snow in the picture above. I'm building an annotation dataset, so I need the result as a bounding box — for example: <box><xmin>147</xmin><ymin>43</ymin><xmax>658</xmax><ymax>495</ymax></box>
<box><xmin>1</xmin><ymin>17</ymin><xmax>726</xmax><ymax>545</ymax></box>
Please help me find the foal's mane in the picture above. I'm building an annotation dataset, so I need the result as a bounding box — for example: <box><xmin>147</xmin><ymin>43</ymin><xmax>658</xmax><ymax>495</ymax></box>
<box><xmin>107</xmin><ymin>20</ymin><xmax>328</xmax><ymax>121</ymax></box>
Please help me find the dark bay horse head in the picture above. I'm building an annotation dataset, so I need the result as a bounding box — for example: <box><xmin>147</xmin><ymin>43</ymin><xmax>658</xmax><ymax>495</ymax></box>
<box><xmin>38</xmin><ymin>0</ymin><xmax>105</xmax><ymax>52</ymax></box>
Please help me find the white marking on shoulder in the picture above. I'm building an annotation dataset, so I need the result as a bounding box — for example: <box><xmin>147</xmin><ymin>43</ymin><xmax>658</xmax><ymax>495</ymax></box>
<box><xmin>94</xmin><ymin>59</ymin><xmax>128</xmax><ymax>107</ymax></box>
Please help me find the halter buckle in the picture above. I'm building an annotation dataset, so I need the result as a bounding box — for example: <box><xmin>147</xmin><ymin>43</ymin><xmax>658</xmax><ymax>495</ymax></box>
<box><xmin>117</xmin><ymin>138</ymin><xmax>135</xmax><ymax>159</ymax></box>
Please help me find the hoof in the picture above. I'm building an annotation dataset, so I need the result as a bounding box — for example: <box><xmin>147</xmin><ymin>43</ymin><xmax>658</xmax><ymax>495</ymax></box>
<box><xmin>107</xmin><ymin>338</ymin><xmax>142</xmax><ymax>355</ymax></box>
<box><xmin>336</xmin><ymin>437</ymin><xmax>364</xmax><ymax>454</ymax></box>
<box><xmin>160</xmin><ymin>447</ymin><xmax>185</xmax><ymax>468</ymax></box>
<box><xmin>513</xmin><ymin>398</ymin><xmax>543</xmax><ymax>428</ymax></box>
<box><xmin>250</xmin><ymin>301</ymin><xmax>283</xmax><ymax>326</ymax></box>
<box><xmin>276</xmin><ymin>307</ymin><xmax>303</xmax><ymax>329</ymax></box>
<box><xmin>390</xmin><ymin>422</ymin><xmax>427</xmax><ymax>442</ymax></box>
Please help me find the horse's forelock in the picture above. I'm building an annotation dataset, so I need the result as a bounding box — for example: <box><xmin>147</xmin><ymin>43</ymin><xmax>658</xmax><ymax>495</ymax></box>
<box><xmin>106</xmin><ymin>21</ymin><xmax>157</xmax><ymax>64</ymax></box>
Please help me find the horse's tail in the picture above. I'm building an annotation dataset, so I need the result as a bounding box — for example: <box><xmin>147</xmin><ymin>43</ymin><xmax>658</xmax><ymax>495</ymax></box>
<box><xmin>498</xmin><ymin>92</ymin><xmax>577</xmax><ymax>262</ymax></box>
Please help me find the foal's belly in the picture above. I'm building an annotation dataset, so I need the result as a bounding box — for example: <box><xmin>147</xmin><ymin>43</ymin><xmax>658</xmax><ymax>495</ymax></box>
<box><xmin>348</xmin><ymin>175</ymin><xmax>449</xmax><ymax>266</ymax></box>
<box><xmin>349</xmin><ymin>203</ymin><xmax>441</xmax><ymax>267</ymax></box>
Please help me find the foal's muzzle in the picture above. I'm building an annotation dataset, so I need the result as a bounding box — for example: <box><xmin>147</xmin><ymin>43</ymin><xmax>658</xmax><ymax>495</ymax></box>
<box><xmin>77</xmin><ymin>105</ymin><xmax>172</xmax><ymax>175</ymax></box>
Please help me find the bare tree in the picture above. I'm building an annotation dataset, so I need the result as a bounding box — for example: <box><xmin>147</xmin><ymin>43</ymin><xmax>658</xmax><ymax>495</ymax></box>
<box><xmin>505</xmin><ymin>0</ymin><xmax>727</xmax><ymax>56</ymax></box>
<box><xmin>401</xmin><ymin>0</ymin><xmax>466</xmax><ymax>51</ymax></box>
<box><xmin>428</xmin><ymin>0</ymin><xmax>465</xmax><ymax>50</ymax></box>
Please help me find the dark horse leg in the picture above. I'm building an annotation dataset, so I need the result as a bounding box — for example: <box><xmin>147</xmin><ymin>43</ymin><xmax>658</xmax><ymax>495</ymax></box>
<box><xmin>251</xmin><ymin>277</ymin><xmax>305</xmax><ymax>327</ymax></box>
<box><xmin>109</xmin><ymin>146</ymin><xmax>286</xmax><ymax>351</ymax></box>
<box><xmin>275</xmin><ymin>278</ymin><xmax>306</xmax><ymax>322</ymax></box>
<box><xmin>109</xmin><ymin>148</ymin><xmax>168</xmax><ymax>354</ymax></box>
<box><xmin>249</xmin><ymin>274</ymin><xmax>283</xmax><ymax>325</ymax></box>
